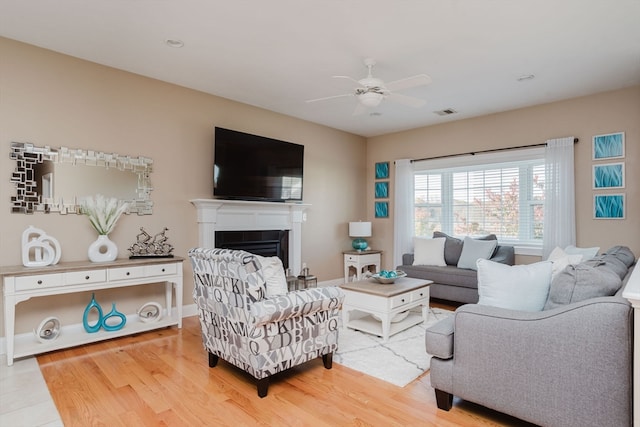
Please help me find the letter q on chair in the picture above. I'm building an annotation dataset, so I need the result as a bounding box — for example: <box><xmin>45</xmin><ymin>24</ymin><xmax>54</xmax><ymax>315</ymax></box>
<box><xmin>188</xmin><ymin>248</ymin><xmax>345</xmax><ymax>397</ymax></box>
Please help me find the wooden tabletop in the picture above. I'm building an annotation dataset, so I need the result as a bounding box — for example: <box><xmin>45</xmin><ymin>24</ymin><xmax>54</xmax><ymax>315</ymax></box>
<box><xmin>340</xmin><ymin>277</ymin><xmax>432</xmax><ymax>297</ymax></box>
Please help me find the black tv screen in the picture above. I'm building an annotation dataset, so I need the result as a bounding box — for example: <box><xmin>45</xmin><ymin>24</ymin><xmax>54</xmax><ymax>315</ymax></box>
<box><xmin>214</xmin><ymin>127</ymin><xmax>304</xmax><ymax>202</ymax></box>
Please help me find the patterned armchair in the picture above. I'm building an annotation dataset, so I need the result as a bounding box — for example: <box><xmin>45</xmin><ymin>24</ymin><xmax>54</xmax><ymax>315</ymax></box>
<box><xmin>189</xmin><ymin>248</ymin><xmax>345</xmax><ymax>397</ymax></box>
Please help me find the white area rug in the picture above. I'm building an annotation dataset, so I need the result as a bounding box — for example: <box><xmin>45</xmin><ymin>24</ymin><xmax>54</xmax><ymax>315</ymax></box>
<box><xmin>334</xmin><ymin>307</ymin><xmax>453</xmax><ymax>387</ymax></box>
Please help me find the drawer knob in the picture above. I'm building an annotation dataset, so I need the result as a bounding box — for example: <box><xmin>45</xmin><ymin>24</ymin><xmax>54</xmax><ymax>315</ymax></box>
<box><xmin>37</xmin><ymin>280</ymin><xmax>43</xmax><ymax>285</ymax></box>
<box><xmin>161</xmin><ymin>268</ymin><xmax>165</xmax><ymax>272</ymax></box>
<box><xmin>85</xmin><ymin>276</ymin><xmax>90</xmax><ymax>280</ymax></box>
<box><xmin>126</xmin><ymin>272</ymin><xmax>130</xmax><ymax>276</ymax></box>
<box><xmin>401</xmin><ymin>298</ymin><xmax>405</xmax><ymax>303</ymax></box>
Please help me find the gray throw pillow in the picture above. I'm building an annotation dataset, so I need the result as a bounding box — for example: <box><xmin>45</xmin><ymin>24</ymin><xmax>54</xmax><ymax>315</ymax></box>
<box><xmin>601</xmin><ymin>245</ymin><xmax>635</xmax><ymax>268</ymax></box>
<box><xmin>543</xmin><ymin>263</ymin><xmax>622</xmax><ymax>310</ymax></box>
<box><xmin>433</xmin><ymin>231</ymin><xmax>497</xmax><ymax>266</ymax></box>
<box><xmin>457</xmin><ymin>237</ymin><xmax>498</xmax><ymax>270</ymax></box>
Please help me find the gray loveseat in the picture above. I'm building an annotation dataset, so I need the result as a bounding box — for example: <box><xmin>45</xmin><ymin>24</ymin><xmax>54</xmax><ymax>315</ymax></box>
<box><xmin>425</xmin><ymin>245</ymin><xmax>635</xmax><ymax>427</ymax></box>
<box><xmin>398</xmin><ymin>232</ymin><xmax>515</xmax><ymax>304</ymax></box>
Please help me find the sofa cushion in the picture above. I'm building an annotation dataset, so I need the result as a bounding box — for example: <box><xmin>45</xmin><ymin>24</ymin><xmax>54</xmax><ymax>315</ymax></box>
<box><xmin>543</xmin><ymin>262</ymin><xmax>622</xmax><ymax>310</ymax></box>
<box><xmin>457</xmin><ymin>237</ymin><xmax>498</xmax><ymax>270</ymax></box>
<box><xmin>601</xmin><ymin>245</ymin><xmax>635</xmax><ymax>268</ymax></box>
<box><xmin>413</xmin><ymin>237</ymin><xmax>446</xmax><ymax>266</ymax></box>
<box><xmin>564</xmin><ymin>245</ymin><xmax>600</xmax><ymax>261</ymax></box>
<box><xmin>401</xmin><ymin>265</ymin><xmax>479</xmax><ymax>289</ymax></box>
<box><xmin>477</xmin><ymin>259</ymin><xmax>552</xmax><ymax>311</ymax></box>
<box><xmin>256</xmin><ymin>255</ymin><xmax>288</xmax><ymax>297</ymax></box>
<box><xmin>433</xmin><ymin>231</ymin><xmax>497</xmax><ymax>266</ymax></box>
<box><xmin>547</xmin><ymin>246</ymin><xmax>583</xmax><ymax>280</ymax></box>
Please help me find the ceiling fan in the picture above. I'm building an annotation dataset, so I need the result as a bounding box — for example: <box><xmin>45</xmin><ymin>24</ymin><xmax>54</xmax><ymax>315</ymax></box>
<box><xmin>306</xmin><ymin>58</ymin><xmax>432</xmax><ymax>115</ymax></box>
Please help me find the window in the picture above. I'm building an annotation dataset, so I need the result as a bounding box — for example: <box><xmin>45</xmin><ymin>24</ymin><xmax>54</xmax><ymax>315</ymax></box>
<box><xmin>413</xmin><ymin>148</ymin><xmax>545</xmax><ymax>247</ymax></box>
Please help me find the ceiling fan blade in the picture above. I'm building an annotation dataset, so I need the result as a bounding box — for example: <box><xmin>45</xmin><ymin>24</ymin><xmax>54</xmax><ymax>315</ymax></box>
<box><xmin>352</xmin><ymin>103</ymin><xmax>369</xmax><ymax>116</ymax></box>
<box><xmin>384</xmin><ymin>74</ymin><xmax>432</xmax><ymax>92</ymax></box>
<box><xmin>332</xmin><ymin>75</ymin><xmax>363</xmax><ymax>86</ymax></box>
<box><xmin>387</xmin><ymin>92</ymin><xmax>427</xmax><ymax>108</ymax></box>
<box><xmin>305</xmin><ymin>93</ymin><xmax>354</xmax><ymax>103</ymax></box>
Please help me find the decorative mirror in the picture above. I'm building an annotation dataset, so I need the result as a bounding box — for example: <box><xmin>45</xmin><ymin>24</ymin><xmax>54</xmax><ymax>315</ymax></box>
<box><xmin>10</xmin><ymin>142</ymin><xmax>153</xmax><ymax>215</ymax></box>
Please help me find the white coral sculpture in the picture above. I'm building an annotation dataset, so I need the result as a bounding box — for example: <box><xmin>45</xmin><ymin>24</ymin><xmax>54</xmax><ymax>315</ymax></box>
<box><xmin>81</xmin><ymin>194</ymin><xmax>129</xmax><ymax>235</ymax></box>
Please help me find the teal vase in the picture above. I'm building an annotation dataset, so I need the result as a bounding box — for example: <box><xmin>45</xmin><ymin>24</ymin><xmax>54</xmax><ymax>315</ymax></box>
<box><xmin>82</xmin><ymin>293</ymin><xmax>103</xmax><ymax>333</ymax></box>
<box><xmin>101</xmin><ymin>303</ymin><xmax>127</xmax><ymax>332</ymax></box>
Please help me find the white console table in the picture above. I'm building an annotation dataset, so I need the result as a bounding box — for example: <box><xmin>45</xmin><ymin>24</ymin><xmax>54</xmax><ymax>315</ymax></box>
<box><xmin>1</xmin><ymin>257</ymin><xmax>183</xmax><ymax>366</ymax></box>
<box><xmin>343</xmin><ymin>250</ymin><xmax>382</xmax><ymax>282</ymax></box>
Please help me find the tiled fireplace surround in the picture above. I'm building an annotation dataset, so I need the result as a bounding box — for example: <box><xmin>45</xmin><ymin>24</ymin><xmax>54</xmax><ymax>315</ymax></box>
<box><xmin>190</xmin><ymin>199</ymin><xmax>309</xmax><ymax>275</ymax></box>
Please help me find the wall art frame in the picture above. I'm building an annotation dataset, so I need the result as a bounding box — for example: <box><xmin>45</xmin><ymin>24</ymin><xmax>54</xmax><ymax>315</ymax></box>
<box><xmin>375</xmin><ymin>161</ymin><xmax>389</xmax><ymax>179</ymax></box>
<box><xmin>592</xmin><ymin>162</ymin><xmax>625</xmax><ymax>189</ymax></box>
<box><xmin>592</xmin><ymin>132</ymin><xmax>625</xmax><ymax>160</ymax></box>
<box><xmin>375</xmin><ymin>181</ymin><xmax>389</xmax><ymax>199</ymax></box>
<box><xmin>375</xmin><ymin>201</ymin><xmax>389</xmax><ymax>218</ymax></box>
<box><xmin>594</xmin><ymin>193</ymin><xmax>625</xmax><ymax>219</ymax></box>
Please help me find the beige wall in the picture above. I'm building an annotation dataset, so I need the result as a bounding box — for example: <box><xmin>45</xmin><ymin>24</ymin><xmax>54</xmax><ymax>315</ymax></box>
<box><xmin>0</xmin><ymin>37</ymin><xmax>366</xmax><ymax>335</ymax></box>
<box><xmin>367</xmin><ymin>86</ymin><xmax>640</xmax><ymax>268</ymax></box>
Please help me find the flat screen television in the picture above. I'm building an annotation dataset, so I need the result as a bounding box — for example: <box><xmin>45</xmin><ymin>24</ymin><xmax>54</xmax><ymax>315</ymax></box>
<box><xmin>214</xmin><ymin>127</ymin><xmax>304</xmax><ymax>202</ymax></box>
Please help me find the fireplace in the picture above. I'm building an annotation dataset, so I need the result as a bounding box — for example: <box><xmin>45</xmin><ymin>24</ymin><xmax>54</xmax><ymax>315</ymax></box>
<box><xmin>191</xmin><ymin>199</ymin><xmax>308</xmax><ymax>275</ymax></box>
<box><xmin>215</xmin><ymin>230</ymin><xmax>289</xmax><ymax>268</ymax></box>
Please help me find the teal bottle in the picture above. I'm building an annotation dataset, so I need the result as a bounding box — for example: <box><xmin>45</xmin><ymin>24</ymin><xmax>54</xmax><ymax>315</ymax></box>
<box><xmin>101</xmin><ymin>303</ymin><xmax>127</xmax><ymax>332</ymax></box>
<box><xmin>82</xmin><ymin>293</ymin><xmax>103</xmax><ymax>333</ymax></box>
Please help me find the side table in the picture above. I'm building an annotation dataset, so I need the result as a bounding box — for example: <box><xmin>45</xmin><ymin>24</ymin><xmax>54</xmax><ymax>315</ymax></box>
<box><xmin>343</xmin><ymin>250</ymin><xmax>382</xmax><ymax>282</ymax></box>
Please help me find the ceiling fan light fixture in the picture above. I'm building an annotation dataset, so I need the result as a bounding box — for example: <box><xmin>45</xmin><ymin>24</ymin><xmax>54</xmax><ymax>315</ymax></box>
<box><xmin>358</xmin><ymin>92</ymin><xmax>384</xmax><ymax>107</ymax></box>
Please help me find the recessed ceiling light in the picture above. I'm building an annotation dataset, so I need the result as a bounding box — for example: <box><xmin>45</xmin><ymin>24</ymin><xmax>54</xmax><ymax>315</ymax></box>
<box><xmin>165</xmin><ymin>39</ymin><xmax>184</xmax><ymax>48</ymax></box>
<box><xmin>369</xmin><ymin>112</ymin><xmax>382</xmax><ymax>117</ymax></box>
<box><xmin>517</xmin><ymin>74</ymin><xmax>535</xmax><ymax>82</ymax></box>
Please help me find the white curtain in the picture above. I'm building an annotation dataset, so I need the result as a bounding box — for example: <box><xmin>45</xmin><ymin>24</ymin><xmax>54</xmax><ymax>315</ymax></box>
<box><xmin>393</xmin><ymin>159</ymin><xmax>414</xmax><ymax>267</ymax></box>
<box><xmin>542</xmin><ymin>137</ymin><xmax>576</xmax><ymax>258</ymax></box>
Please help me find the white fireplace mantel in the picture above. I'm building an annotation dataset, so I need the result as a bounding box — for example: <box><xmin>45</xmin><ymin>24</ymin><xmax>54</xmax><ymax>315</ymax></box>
<box><xmin>190</xmin><ymin>199</ymin><xmax>309</xmax><ymax>274</ymax></box>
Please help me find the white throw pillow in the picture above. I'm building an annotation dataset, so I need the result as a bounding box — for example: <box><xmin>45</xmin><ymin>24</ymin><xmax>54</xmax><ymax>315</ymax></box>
<box><xmin>255</xmin><ymin>255</ymin><xmax>288</xmax><ymax>297</ymax></box>
<box><xmin>477</xmin><ymin>259</ymin><xmax>553</xmax><ymax>312</ymax></box>
<box><xmin>564</xmin><ymin>245</ymin><xmax>600</xmax><ymax>261</ymax></box>
<box><xmin>457</xmin><ymin>237</ymin><xmax>498</xmax><ymax>270</ymax></box>
<box><xmin>547</xmin><ymin>246</ymin><xmax>583</xmax><ymax>279</ymax></box>
<box><xmin>412</xmin><ymin>237</ymin><xmax>446</xmax><ymax>266</ymax></box>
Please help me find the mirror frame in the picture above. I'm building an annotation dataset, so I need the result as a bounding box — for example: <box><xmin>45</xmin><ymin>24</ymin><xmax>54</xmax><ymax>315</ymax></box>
<box><xmin>10</xmin><ymin>142</ymin><xmax>154</xmax><ymax>215</ymax></box>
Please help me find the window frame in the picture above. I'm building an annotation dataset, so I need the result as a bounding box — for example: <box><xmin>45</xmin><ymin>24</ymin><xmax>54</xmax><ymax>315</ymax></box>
<box><xmin>413</xmin><ymin>147</ymin><xmax>545</xmax><ymax>256</ymax></box>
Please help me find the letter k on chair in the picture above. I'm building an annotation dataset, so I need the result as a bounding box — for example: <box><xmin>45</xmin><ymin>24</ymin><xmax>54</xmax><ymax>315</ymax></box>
<box><xmin>189</xmin><ymin>248</ymin><xmax>345</xmax><ymax>397</ymax></box>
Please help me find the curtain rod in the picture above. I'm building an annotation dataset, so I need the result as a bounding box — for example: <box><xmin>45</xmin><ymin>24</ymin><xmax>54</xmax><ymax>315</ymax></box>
<box><xmin>410</xmin><ymin>137</ymin><xmax>579</xmax><ymax>163</ymax></box>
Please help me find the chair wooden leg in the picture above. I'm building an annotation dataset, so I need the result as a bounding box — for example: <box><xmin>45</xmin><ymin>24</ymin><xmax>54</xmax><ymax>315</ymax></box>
<box><xmin>322</xmin><ymin>352</ymin><xmax>333</xmax><ymax>369</ymax></box>
<box><xmin>257</xmin><ymin>377</ymin><xmax>269</xmax><ymax>398</ymax></box>
<box><xmin>208</xmin><ymin>352</ymin><xmax>218</xmax><ymax>368</ymax></box>
<box><xmin>435</xmin><ymin>389</ymin><xmax>453</xmax><ymax>411</ymax></box>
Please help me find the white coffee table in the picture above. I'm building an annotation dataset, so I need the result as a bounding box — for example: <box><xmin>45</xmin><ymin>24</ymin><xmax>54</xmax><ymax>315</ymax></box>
<box><xmin>340</xmin><ymin>277</ymin><xmax>432</xmax><ymax>342</ymax></box>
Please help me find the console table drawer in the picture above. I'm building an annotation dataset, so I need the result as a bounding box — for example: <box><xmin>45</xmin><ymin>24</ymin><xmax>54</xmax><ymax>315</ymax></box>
<box><xmin>65</xmin><ymin>270</ymin><xmax>106</xmax><ymax>285</ymax></box>
<box><xmin>15</xmin><ymin>273</ymin><xmax>64</xmax><ymax>290</ymax></box>
<box><xmin>146</xmin><ymin>263</ymin><xmax>177</xmax><ymax>277</ymax></box>
<box><xmin>109</xmin><ymin>266</ymin><xmax>145</xmax><ymax>281</ymax></box>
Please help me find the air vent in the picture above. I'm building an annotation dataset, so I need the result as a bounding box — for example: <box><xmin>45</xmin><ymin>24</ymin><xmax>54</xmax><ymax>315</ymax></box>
<box><xmin>434</xmin><ymin>108</ymin><xmax>458</xmax><ymax>116</ymax></box>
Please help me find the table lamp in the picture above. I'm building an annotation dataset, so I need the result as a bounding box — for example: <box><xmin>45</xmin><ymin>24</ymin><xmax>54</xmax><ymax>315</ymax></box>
<box><xmin>349</xmin><ymin>221</ymin><xmax>371</xmax><ymax>251</ymax></box>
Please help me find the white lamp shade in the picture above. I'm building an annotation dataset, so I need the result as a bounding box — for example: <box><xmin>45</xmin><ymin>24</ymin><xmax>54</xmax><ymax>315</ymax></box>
<box><xmin>358</xmin><ymin>92</ymin><xmax>384</xmax><ymax>107</ymax></box>
<box><xmin>349</xmin><ymin>221</ymin><xmax>372</xmax><ymax>237</ymax></box>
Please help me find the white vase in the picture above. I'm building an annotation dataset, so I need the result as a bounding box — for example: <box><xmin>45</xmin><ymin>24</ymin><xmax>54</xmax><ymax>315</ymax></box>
<box><xmin>88</xmin><ymin>235</ymin><xmax>118</xmax><ymax>262</ymax></box>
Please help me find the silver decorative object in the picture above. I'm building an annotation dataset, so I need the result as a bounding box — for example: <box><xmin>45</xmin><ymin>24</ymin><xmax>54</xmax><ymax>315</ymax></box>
<box><xmin>128</xmin><ymin>227</ymin><xmax>174</xmax><ymax>258</ymax></box>
<box><xmin>137</xmin><ymin>301</ymin><xmax>163</xmax><ymax>323</ymax></box>
<box><xmin>34</xmin><ymin>316</ymin><xmax>61</xmax><ymax>343</ymax></box>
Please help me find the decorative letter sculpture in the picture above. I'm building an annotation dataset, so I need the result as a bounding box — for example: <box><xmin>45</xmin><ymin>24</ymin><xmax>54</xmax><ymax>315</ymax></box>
<box><xmin>21</xmin><ymin>226</ymin><xmax>61</xmax><ymax>267</ymax></box>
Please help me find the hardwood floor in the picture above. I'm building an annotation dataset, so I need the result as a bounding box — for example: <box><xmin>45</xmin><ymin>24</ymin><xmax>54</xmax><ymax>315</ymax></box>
<box><xmin>37</xmin><ymin>310</ymin><xmax>534</xmax><ymax>427</ymax></box>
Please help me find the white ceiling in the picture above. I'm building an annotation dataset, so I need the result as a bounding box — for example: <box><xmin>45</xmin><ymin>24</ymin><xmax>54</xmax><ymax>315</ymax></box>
<box><xmin>1</xmin><ymin>0</ymin><xmax>639</xmax><ymax>138</ymax></box>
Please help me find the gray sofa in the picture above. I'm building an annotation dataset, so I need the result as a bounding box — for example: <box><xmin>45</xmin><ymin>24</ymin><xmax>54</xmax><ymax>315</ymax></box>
<box><xmin>425</xmin><ymin>246</ymin><xmax>635</xmax><ymax>427</ymax></box>
<box><xmin>398</xmin><ymin>232</ymin><xmax>515</xmax><ymax>304</ymax></box>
